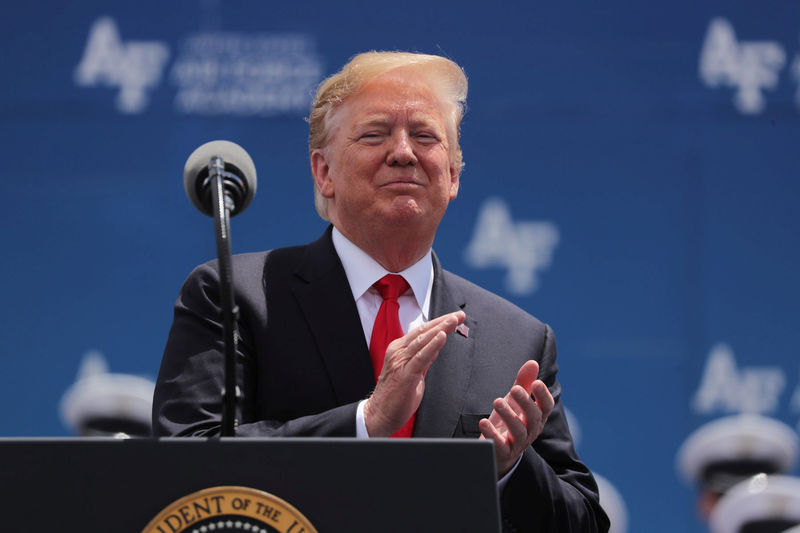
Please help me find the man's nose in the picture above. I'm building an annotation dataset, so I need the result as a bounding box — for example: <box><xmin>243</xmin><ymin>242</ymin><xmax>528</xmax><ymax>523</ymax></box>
<box><xmin>386</xmin><ymin>130</ymin><xmax>417</xmax><ymax>166</ymax></box>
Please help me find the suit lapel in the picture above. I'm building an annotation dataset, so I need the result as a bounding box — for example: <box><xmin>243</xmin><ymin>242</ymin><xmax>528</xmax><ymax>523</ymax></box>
<box><xmin>291</xmin><ymin>227</ymin><xmax>376</xmax><ymax>405</ymax></box>
<box><xmin>414</xmin><ymin>253</ymin><xmax>476</xmax><ymax>438</ymax></box>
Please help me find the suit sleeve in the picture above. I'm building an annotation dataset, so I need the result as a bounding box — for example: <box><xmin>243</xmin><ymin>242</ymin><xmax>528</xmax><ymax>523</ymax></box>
<box><xmin>152</xmin><ymin>260</ymin><xmax>359</xmax><ymax>438</ymax></box>
<box><xmin>499</xmin><ymin>325</ymin><xmax>610</xmax><ymax>533</ymax></box>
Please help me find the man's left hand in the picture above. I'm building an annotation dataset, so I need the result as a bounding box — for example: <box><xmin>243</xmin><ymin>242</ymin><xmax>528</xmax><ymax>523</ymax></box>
<box><xmin>479</xmin><ymin>360</ymin><xmax>554</xmax><ymax>478</ymax></box>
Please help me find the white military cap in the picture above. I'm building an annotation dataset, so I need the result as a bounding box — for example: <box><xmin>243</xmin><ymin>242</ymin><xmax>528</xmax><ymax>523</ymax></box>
<box><xmin>709</xmin><ymin>474</ymin><xmax>800</xmax><ymax>533</ymax></box>
<box><xmin>60</xmin><ymin>351</ymin><xmax>155</xmax><ymax>437</ymax></box>
<box><xmin>677</xmin><ymin>415</ymin><xmax>799</xmax><ymax>494</ymax></box>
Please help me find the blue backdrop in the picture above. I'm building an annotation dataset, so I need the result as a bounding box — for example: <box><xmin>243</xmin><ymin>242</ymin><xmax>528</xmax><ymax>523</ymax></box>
<box><xmin>2</xmin><ymin>2</ymin><xmax>799</xmax><ymax>531</ymax></box>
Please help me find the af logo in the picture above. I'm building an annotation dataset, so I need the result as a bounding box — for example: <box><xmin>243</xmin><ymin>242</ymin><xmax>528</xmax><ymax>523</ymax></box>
<box><xmin>143</xmin><ymin>486</ymin><xmax>317</xmax><ymax>533</ymax></box>
<box><xmin>692</xmin><ymin>343</ymin><xmax>786</xmax><ymax>415</ymax></box>
<box><xmin>699</xmin><ymin>18</ymin><xmax>786</xmax><ymax>114</ymax></box>
<box><xmin>74</xmin><ymin>16</ymin><xmax>170</xmax><ymax>114</ymax></box>
<box><xmin>464</xmin><ymin>197</ymin><xmax>559</xmax><ymax>296</ymax></box>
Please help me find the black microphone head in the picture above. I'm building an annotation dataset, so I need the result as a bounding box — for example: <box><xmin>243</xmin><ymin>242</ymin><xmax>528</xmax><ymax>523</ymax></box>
<box><xmin>184</xmin><ymin>140</ymin><xmax>257</xmax><ymax>217</ymax></box>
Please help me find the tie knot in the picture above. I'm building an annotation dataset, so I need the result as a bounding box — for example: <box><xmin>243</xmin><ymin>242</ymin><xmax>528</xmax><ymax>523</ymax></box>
<box><xmin>373</xmin><ymin>274</ymin><xmax>410</xmax><ymax>301</ymax></box>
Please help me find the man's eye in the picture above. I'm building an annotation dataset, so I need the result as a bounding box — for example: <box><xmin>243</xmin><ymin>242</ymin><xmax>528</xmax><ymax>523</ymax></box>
<box><xmin>416</xmin><ymin>133</ymin><xmax>439</xmax><ymax>143</ymax></box>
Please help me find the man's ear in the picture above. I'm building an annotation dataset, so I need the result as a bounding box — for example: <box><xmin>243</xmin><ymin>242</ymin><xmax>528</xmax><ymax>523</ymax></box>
<box><xmin>449</xmin><ymin>162</ymin><xmax>460</xmax><ymax>200</ymax></box>
<box><xmin>311</xmin><ymin>149</ymin><xmax>335</xmax><ymax>198</ymax></box>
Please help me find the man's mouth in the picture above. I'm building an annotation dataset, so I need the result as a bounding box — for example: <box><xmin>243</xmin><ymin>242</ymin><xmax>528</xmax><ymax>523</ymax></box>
<box><xmin>382</xmin><ymin>176</ymin><xmax>422</xmax><ymax>188</ymax></box>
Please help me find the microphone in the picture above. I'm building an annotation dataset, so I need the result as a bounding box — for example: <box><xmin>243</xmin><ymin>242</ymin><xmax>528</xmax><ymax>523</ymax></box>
<box><xmin>182</xmin><ymin>140</ymin><xmax>257</xmax><ymax>436</ymax></box>
<box><xmin>183</xmin><ymin>140</ymin><xmax>257</xmax><ymax>217</ymax></box>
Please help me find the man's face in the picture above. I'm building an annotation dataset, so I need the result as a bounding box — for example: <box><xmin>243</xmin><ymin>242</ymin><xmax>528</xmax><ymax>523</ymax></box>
<box><xmin>311</xmin><ymin>69</ymin><xmax>460</xmax><ymax>244</ymax></box>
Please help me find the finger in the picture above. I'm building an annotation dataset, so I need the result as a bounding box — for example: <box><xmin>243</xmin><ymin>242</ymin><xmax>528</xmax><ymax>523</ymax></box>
<box><xmin>491</xmin><ymin>397</ymin><xmax>528</xmax><ymax>448</ymax></box>
<box><xmin>393</xmin><ymin>311</ymin><xmax>464</xmax><ymax>352</ymax></box>
<box><xmin>486</xmin><ymin>404</ymin><xmax>504</xmax><ymax>427</ymax></box>
<box><xmin>413</xmin><ymin>311</ymin><xmax>464</xmax><ymax>336</ymax></box>
<box><xmin>531</xmin><ymin>380</ymin><xmax>555</xmax><ymax>418</ymax></box>
<box><xmin>513</xmin><ymin>360</ymin><xmax>540</xmax><ymax>393</ymax></box>
<box><xmin>509</xmin><ymin>385</ymin><xmax>538</xmax><ymax>419</ymax></box>
<box><xmin>509</xmin><ymin>385</ymin><xmax>542</xmax><ymax>435</ymax></box>
<box><xmin>501</xmin><ymin>391</ymin><xmax>524</xmax><ymax>418</ymax></box>
<box><xmin>389</xmin><ymin>311</ymin><xmax>463</xmax><ymax>360</ymax></box>
<box><xmin>405</xmin><ymin>330</ymin><xmax>447</xmax><ymax>375</ymax></box>
<box><xmin>478</xmin><ymin>417</ymin><xmax>507</xmax><ymax>449</ymax></box>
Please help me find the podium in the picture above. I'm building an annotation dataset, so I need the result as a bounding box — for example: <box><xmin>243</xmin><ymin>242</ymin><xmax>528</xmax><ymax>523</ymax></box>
<box><xmin>0</xmin><ymin>437</ymin><xmax>501</xmax><ymax>532</ymax></box>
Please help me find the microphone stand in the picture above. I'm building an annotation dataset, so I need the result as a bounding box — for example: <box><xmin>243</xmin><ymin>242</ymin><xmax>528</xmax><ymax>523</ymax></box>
<box><xmin>208</xmin><ymin>155</ymin><xmax>239</xmax><ymax>437</ymax></box>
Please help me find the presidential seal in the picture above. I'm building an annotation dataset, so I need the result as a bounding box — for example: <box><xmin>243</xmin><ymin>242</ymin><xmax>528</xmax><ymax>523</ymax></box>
<box><xmin>142</xmin><ymin>486</ymin><xmax>318</xmax><ymax>533</ymax></box>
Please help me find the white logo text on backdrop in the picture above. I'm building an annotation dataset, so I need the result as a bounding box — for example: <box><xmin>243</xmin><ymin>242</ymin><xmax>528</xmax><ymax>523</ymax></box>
<box><xmin>699</xmin><ymin>17</ymin><xmax>800</xmax><ymax>115</ymax></box>
<box><xmin>464</xmin><ymin>197</ymin><xmax>559</xmax><ymax>296</ymax></box>
<box><xmin>74</xmin><ymin>16</ymin><xmax>322</xmax><ymax>117</ymax></box>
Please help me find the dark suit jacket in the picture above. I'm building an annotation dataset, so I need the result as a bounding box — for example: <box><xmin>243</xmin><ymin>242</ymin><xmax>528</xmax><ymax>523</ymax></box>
<box><xmin>154</xmin><ymin>226</ymin><xmax>609</xmax><ymax>532</ymax></box>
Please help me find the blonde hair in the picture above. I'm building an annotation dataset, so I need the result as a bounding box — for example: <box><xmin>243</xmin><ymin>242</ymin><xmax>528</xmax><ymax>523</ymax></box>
<box><xmin>308</xmin><ymin>51</ymin><xmax>468</xmax><ymax>220</ymax></box>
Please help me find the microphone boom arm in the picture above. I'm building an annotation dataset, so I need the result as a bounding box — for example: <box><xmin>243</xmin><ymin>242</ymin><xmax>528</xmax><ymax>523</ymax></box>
<box><xmin>209</xmin><ymin>155</ymin><xmax>239</xmax><ymax>438</ymax></box>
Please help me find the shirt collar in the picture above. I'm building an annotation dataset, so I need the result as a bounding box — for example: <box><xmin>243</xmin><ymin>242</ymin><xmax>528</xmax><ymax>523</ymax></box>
<box><xmin>332</xmin><ymin>226</ymin><xmax>433</xmax><ymax>315</ymax></box>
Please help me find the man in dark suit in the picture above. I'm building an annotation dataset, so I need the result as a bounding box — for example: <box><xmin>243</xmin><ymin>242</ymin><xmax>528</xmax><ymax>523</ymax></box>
<box><xmin>154</xmin><ymin>51</ymin><xmax>609</xmax><ymax>532</ymax></box>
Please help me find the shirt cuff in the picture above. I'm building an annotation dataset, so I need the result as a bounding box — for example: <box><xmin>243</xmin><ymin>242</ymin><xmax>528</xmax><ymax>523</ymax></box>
<box><xmin>356</xmin><ymin>399</ymin><xmax>370</xmax><ymax>438</ymax></box>
<box><xmin>497</xmin><ymin>454</ymin><xmax>523</xmax><ymax>493</ymax></box>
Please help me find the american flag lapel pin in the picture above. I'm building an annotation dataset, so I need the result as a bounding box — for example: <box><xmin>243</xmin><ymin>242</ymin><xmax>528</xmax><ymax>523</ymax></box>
<box><xmin>456</xmin><ymin>323</ymin><xmax>469</xmax><ymax>338</ymax></box>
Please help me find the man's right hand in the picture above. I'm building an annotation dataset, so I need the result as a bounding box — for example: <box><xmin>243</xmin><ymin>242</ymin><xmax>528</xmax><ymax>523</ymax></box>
<box><xmin>363</xmin><ymin>310</ymin><xmax>466</xmax><ymax>437</ymax></box>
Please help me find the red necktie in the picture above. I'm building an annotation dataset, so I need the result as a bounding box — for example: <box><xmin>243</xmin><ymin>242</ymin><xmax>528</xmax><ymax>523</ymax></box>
<box><xmin>369</xmin><ymin>274</ymin><xmax>415</xmax><ymax>438</ymax></box>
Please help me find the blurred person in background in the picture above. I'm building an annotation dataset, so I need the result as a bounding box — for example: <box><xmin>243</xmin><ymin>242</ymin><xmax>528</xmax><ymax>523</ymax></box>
<box><xmin>709</xmin><ymin>474</ymin><xmax>800</xmax><ymax>533</ymax></box>
<box><xmin>677</xmin><ymin>414</ymin><xmax>799</xmax><ymax>524</ymax></box>
<box><xmin>61</xmin><ymin>351</ymin><xmax>154</xmax><ymax>437</ymax></box>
